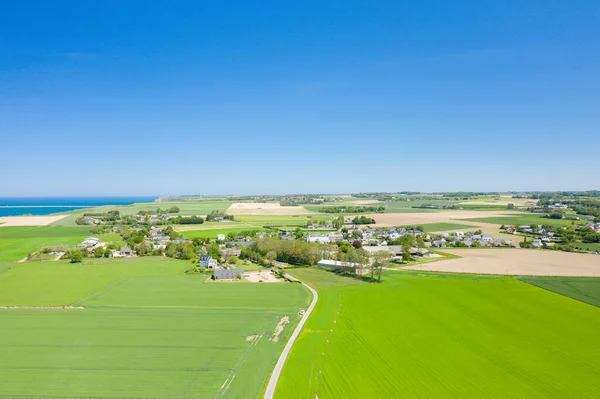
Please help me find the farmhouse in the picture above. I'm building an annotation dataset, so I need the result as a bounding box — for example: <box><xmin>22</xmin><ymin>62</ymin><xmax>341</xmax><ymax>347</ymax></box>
<box><xmin>222</xmin><ymin>248</ymin><xmax>242</xmax><ymax>257</ymax></box>
<box><xmin>362</xmin><ymin>245</ymin><xmax>431</xmax><ymax>259</ymax></box>
<box><xmin>199</xmin><ymin>255</ymin><xmax>218</xmax><ymax>269</ymax></box>
<box><xmin>317</xmin><ymin>259</ymin><xmax>358</xmax><ymax>269</ymax></box>
<box><xmin>306</xmin><ymin>234</ymin><xmax>331</xmax><ymax>244</ymax></box>
<box><xmin>77</xmin><ymin>237</ymin><xmax>100</xmax><ymax>248</ymax></box>
<box><xmin>213</xmin><ymin>268</ymin><xmax>243</xmax><ymax>280</ymax></box>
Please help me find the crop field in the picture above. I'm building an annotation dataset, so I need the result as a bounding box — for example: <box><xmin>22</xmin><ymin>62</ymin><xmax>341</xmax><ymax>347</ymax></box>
<box><xmin>275</xmin><ymin>269</ymin><xmax>600</xmax><ymax>398</ymax></box>
<box><xmin>0</xmin><ymin>257</ymin><xmax>310</xmax><ymax>398</ymax></box>
<box><xmin>458</xmin><ymin>214</ymin><xmax>579</xmax><ymax>228</ymax></box>
<box><xmin>519</xmin><ymin>276</ymin><xmax>600</xmax><ymax>308</ymax></box>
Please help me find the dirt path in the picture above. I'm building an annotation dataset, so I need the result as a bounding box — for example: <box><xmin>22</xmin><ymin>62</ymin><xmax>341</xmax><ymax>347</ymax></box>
<box><xmin>264</xmin><ymin>281</ymin><xmax>318</xmax><ymax>399</ymax></box>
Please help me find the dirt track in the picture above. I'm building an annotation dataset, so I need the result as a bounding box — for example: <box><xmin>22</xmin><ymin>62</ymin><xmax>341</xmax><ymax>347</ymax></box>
<box><xmin>405</xmin><ymin>249</ymin><xmax>600</xmax><ymax>277</ymax></box>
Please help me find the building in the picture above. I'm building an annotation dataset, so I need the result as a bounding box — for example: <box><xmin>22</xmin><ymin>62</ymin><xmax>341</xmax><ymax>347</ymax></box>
<box><xmin>531</xmin><ymin>239</ymin><xmax>543</xmax><ymax>248</ymax></box>
<box><xmin>306</xmin><ymin>235</ymin><xmax>331</xmax><ymax>244</ymax></box>
<box><xmin>222</xmin><ymin>248</ymin><xmax>242</xmax><ymax>257</ymax></box>
<box><xmin>120</xmin><ymin>246</ymin><xmax>132</xmax><ymax>257</ymax></box>
<box><xmin>213</xmin><ymin>268</ymin><xmax>243</xmax><ymax>280</ymax></box>
<box><xmin>199</xmin><ymin>255</ymin><xmax>218</xmax><ymax>268</ymax></box>
<box><xmin>317</xmin><ymin>259</ymin><xmax>358</xmax><ymax>269</ymax></box>
<box><xmin>216</xmin><ymin>234</ymin><xmax>226</xmax><ymax>241</ymax></box>
<box><xmin>77</xmin><ymin>237</ymin><xmax>100</xmax><ymax>249</ymax></box>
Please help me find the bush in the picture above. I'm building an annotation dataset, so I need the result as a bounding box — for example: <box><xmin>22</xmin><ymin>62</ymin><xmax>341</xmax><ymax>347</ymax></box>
<box><xmin>70</xmin><ymin>250</ymin><xmax>83</xmax><ymax>263</ymax></box>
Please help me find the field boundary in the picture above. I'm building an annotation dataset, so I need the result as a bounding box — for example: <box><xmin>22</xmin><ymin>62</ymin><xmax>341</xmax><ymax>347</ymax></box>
<box><xmin>264</xmin><ymin>281</ymin><xmax>318</xmax><ymax>399</ymax></box>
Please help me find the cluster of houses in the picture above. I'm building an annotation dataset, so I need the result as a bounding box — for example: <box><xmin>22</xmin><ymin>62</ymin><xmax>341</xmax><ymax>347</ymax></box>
<box><xmin>431</xmin><ymin>231</ymin><xmax>518</xmax><ymax>248</ymax></box>
<box><xmin>76</xmin><ymin>237</ymin><xmax>133</xmax><ymax>257</ymax></box>
<box><xmin>144</xmin><ymin>227</ymin><xmax>190</xmax><ymax>250</ymax></box>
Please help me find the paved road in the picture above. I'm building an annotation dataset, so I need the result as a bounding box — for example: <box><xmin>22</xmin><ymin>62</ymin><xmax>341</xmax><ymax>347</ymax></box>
<box><xmin>264</xmin><ymin>281</ymin><xmax>318</xmax><ymax>399</ymax></box>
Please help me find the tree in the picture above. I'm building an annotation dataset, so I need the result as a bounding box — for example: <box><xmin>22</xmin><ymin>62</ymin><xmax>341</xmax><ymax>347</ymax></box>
<box><xmin>70</xmin><ymin>250</ymin><xmax>83</xmax><ymax>263</ymax></box>
<box><xmin>352</xmin><ymin>240</ymin><xmax>362</xmax><ymax>249</ymax></box>
<box><xmin>167</xmin><ymin>206</ymin><xmax>180</xmax><ymax>213</ymax></box>
<box><xmin>266</xmin><ymin>250</ymin><xmax>277</xmax><ymax>265</ymax></box>
<box><xmin>294</xmin><ymin>227</ymin><xmax>304</xmax><ymax>240</ymax></box>
<box><xmin>333</xmin><ymin>216</ymin><xmax>344</xmax><ymax>230</ymax></box>
<box><xmin>507</xmin><ymin>203</ymin><xmax>515</xmax><ymax>209</ymax></box>
<box><xmin>401</xmin><ymin>243</ymin><xmax>411</xmax><ymax>263</ymax></box>
<box><xmin>373</xmin><ymin>250</ymin><xmax>391</xmax><ymax>282</ymax></box>
<box><xmin>207</xmin><ymin>242</ymin><xmax>221</xmax><ymax>260</ymax></box>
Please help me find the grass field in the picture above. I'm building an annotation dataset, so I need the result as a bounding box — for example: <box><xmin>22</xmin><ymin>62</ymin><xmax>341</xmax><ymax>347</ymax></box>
<box><xmin>458</xmin><ymin>214</ymin><xmax>579</xmax><ymax>227</ymax></box>
<box><xmin>0</xmin><ymin>257</ymin><xmax>310</xmax><ymax>398</ymax></box>
<box><xmin>0</xmin><ymin>225</ymin><xmax>114</xmax><ymax>263</ymax></box>
<box><xmin>52</xmin><ymin>200</ymin><xmax>232</xmax><ymax>226</ymax></box>
<box><xmin>519</xmin><ymin>276</ymin><xmax>600</xmax><ymax>308</ymax></box>
<box><xmin>416</xmin><ymin>222</ymin><xmax>476</xmax><ymax>232</ymax></box>
<box><xmin>275</xmin><ymin>269</ymin><xmax>600</xmax><ymax>398</ymax></box>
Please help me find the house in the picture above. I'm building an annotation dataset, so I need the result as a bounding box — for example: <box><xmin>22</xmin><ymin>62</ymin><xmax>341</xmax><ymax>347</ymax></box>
<box><xmin>216</xmin><ymin>234</ymin><xmax>226</xmax><ymax>241</ymax></box>
<box><xmin>455</xmin><ymin>232</ymin><xmax>465</xmax><ymax>238</ymax></box>
<box><xmin>222</xmin><ymin>248</ymin><xmax>242</xmax><ymax>257</ymax></box>
<box><xmin>77</xmin><ymin>237</ymin><xmax>100</xmax><ymax>249</ymax></box>
<box><xmin>120</xmin><ymin>246</ymin><xmax>132</xmax><ymax>257</ymax></box>
<box><xmin>317</xmin><ymin>259</ymin><xmax>358</xmax><ymax>269</ymax></box>
<box><xmin>213</xmin><ymin>268</ymin><xmax>243</xmax><ymax>280</ymax></box>
<box><xmin>505</xmin><ymin>227</ymin><xmax>517</xmax><ymax>234</ymax></box>
<box><xmin>199</xmin><ymin>255</ymin><xmax>218</xmax><ymax>269</ymax></box>
<box><xmin>531</xmin><ymin>239</ymin><xmax>543</xmax><ymax>248</ymax></box>
<box><xmin>432</xmin><ymin>240</ymin><xmax>446</xmax><ymax>248</ymax></box>
<box><xmin>306</xmin><ymin>235</ymin><xmax>331</xmax><ymax>244</ymax></box>
<box><xmin>481</xmin><ymin>235</ymin><xmax>493</xmax><ymax>242</ymax></box>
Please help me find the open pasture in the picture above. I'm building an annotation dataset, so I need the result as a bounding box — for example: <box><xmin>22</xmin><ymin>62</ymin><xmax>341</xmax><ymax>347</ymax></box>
<box><xmin>52</xmin><ymin>200</ymin><xmax>232</xmax><ymax>226</ymax></box>
<box><xmin>458</xmin><ymin>214</ymin><xmax>579</xmax><ymax>228</ymax></box>
<box><xmin>276</xmin><ymin>269</ymin><xmax>600</xmax><ymax>398</ymax></box>
<box><xmin>227</xmin><ymin>202</ymin><xmax>312</xmax><ymax>216</ymax></box>
<box><xmin>406</xmin><ymin>249</ymin><xmax>600</xmax><ymax>277</ymax></box>
<box><xmin>519</xmin><ymin>276</ymin><xmax>600</xmax><ymax>308</ymax></box>
<box><xmin>0</xmin><ymin>226</ymin><xmax>98</xmax><ymax>263</ymax></box>
<box><xmin>0</xmin><ymin>257</ymin><xmax>310</xmax><ymax>398</ymax></box>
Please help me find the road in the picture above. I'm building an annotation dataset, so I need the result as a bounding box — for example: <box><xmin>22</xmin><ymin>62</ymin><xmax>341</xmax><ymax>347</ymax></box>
<box><xmin>264</xmin><ymin>281</ymin><xmax>318</xmax><ymax>399</ymax></box>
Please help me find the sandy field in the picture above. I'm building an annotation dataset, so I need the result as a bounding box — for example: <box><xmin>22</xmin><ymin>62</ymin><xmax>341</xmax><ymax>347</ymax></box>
<box><xmin>366</xmin><ymin>211</ymin><xmax>520</xmax><ymax>227</ymax></box>
<box><xmin>405</xmin><ymin>249</ymin><xmax>600</xmax><ymax>277</ymax></box>
<box><xmin>227</xmin><ymin>203</ymin><xmax>311</xmax><ymax>215</ymax></box>
<box><xmin>351</xmin><ymin>200</ymin><xmax>382</xmax><ymax>205</ymax></box>
<box><xmin>0</xmin><ymin>215</ymin><xmax>65</xmax><ymax>227</ymax></box>
<box><xmin>244</xmin><ymin>271</ymin><xmax>282</xmax><ymax>283</ymax></box>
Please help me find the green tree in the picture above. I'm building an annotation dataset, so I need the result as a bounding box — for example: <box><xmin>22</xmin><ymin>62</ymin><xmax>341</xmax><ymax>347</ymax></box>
<box><xmin>70</xmin><ymin>250</ymin><xmax>83</xmax><ymax>263</ymax></box>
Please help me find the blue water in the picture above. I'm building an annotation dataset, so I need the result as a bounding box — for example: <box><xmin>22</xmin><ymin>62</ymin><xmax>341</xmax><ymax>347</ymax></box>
<box><xmin>0</xmin><ymin>197</ymin><xmax>156</xmax><ymax>217</ymax></box>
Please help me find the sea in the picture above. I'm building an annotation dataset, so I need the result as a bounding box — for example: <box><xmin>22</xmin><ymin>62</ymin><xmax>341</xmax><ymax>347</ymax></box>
<box><xmin>0</xmin><ymin>197</ymin><xmax>157</xmax><ymax>217</ymax></box>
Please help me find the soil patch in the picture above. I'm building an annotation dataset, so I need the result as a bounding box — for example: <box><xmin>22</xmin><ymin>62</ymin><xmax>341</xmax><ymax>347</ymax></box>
<box><xmin>405</xmin><ymin>249</ymin><xmax>600</xmax><ymax>277</ymax></box>
<box><xmin>270</xmin><ymin>316</ymin><xmax>290</xmax><ymax>342</ymax></box>
<box><xmin>0</xmin><ymin>215</ymin><xmax>66</xmax><ymax>227</ymax></box>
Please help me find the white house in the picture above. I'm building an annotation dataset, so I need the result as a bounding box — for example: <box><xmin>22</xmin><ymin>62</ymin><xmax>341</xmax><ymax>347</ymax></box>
<box><xmin>200</xmin><ymin>255</ymin><xmax>218</xmax><ymax>268</ymax></box>
<box><xmin>455</xmin><ymin>232</ymin><xmax>465</xmax><ymax>238</ymax></box>
<box><xmin>216</xmin><ymin>234</ymin><xmax>226</xmax><ymax>241</ymax></box>
<box><xmin>317</xmin><ymin>259</ymin><xmax>358</xmax><ymax>269</ymax></box>
<box><xmin>306</xmin><ymin>235</ymin><xmax>331</xmax><ymax>244</ymax></box>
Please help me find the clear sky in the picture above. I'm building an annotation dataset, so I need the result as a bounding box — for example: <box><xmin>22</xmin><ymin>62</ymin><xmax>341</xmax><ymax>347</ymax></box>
<box><xmin>1</xmin><ymin>1</ymin><xmax>599</xmax><ymax>196</ymax></box>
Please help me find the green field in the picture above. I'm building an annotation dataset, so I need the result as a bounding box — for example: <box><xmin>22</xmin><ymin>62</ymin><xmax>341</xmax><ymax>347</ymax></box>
<box><xmin>417</xmin><ymin>222</ymin><xmax>476</xmax><ymax>232</ymax></box>
<box><xmin>0</xmin><ymin>226</ymin><xmax>117</xmax><ymax>263</ymax></box>
<box><xmin>275</xmin><ymin>269</ymin><xmax>600</xmax><ymax>398</ymax></box>
<box><xmin>519</xmin><ymin>276</ymin><xmax>600</xmax><ymax>308</ymax></box>
<box><xmin>0</xmin><ymin>257</ymin><xmax>310</xmax><ymax>398</ymax></box>
<box><xmin>52</xmin><ymin>200</ymin><xmax>232</xmax><ymax>226</ymax></box>
<box><xmin>458</xmin><ymin>214</ymin><xmax>579</xmax><ymax>228</ymax></box>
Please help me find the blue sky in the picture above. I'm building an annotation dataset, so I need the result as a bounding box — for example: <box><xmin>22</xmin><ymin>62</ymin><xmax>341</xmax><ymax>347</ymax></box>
<box><xmin>1</xmin><ymin>1</ymin><xmax>599</xmax><ymax>196</ymax></box>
